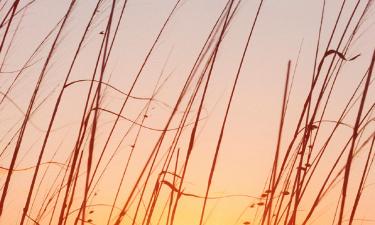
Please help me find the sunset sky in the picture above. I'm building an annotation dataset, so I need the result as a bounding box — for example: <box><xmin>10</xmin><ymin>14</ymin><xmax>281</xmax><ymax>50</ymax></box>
<box><xmin>0</xmin><ymin>0</ymin><xmax>374</xmax><ymax>225</ymax></box>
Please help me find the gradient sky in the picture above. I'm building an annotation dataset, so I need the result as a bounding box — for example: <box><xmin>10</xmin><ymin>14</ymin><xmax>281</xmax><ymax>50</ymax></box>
<box><xmin>0</xmin><ymin>0</ymin><xmax>374</xmax><ymax>225</ymax></box>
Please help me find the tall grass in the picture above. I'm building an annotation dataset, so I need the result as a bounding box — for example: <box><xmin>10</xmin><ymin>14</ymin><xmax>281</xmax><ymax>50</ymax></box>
<box><xmin>0</xmin><ymin>0</ymin><xmax>374</xmax><ymax>225</ymax></box>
